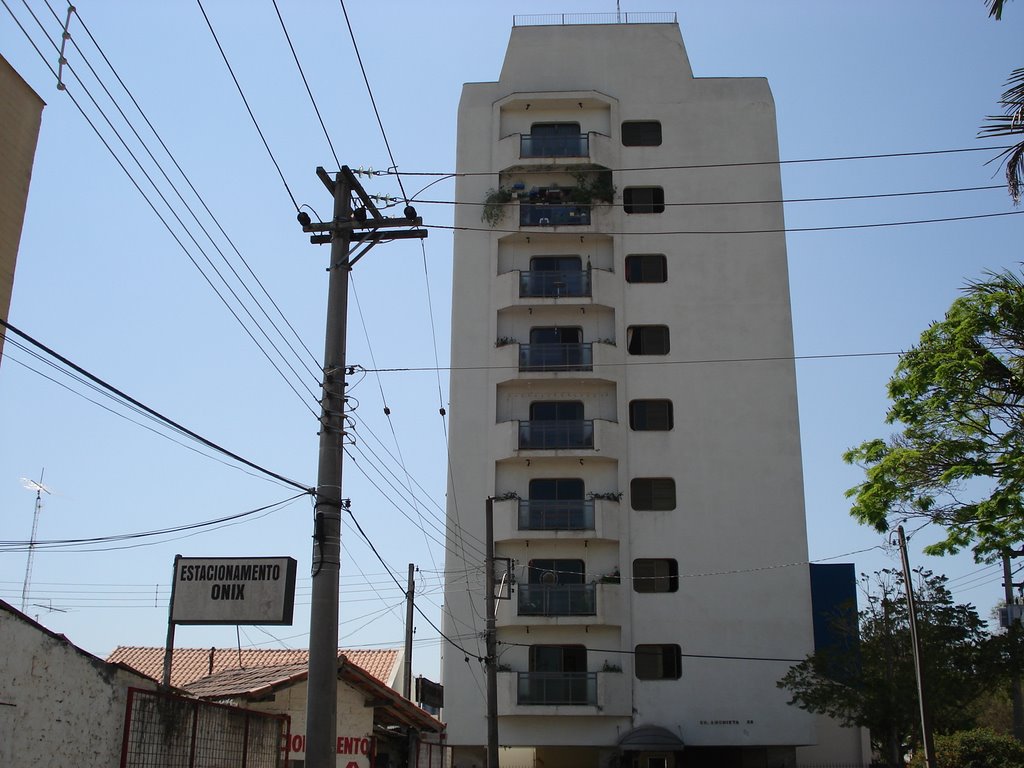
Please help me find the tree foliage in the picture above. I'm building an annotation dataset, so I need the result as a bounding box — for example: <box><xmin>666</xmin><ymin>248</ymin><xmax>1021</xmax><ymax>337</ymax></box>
<box><xmin>844</xmin><ymin>269</ymin><xmax>1024</xmax><ymax>561</ymax></box>
<box><xmin>908</xmin><ymin>727</ymin><xmax>1024</xmax><ymax>768</ymax></box>
<box><xmin>778</xmin><ymin>569</ymin><xmax>990</xmax><ymax>766</ymax></box>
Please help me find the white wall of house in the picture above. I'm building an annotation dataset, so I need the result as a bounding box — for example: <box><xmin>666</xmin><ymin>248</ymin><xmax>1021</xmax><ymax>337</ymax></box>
<box><xmin>234</xmin><ymin>677</ymin><xmax>376</xmax><ymax>767</ymax></box>
<box><xmin>0</xmin><ymin>604</ymin><xmax>157</xmax><ymax>767</ymax></box>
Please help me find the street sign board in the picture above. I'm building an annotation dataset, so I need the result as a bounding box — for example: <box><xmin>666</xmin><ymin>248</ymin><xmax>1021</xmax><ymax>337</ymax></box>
<box><xmin>170</xmin><ymin>556</ymin><xmax>297</xmax><ymax>625</ymax></box>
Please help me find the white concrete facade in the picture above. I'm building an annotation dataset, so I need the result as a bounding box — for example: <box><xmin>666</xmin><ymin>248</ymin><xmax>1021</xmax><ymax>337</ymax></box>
<box><xmin>0</xmin><ymin>600</ymin><xmax>158</xmax><ymax>767</ymax></box>
<box><xmin>443</xmin><ymin>18</ymin><xmax>816</xmax><ymax>768</ymax></box>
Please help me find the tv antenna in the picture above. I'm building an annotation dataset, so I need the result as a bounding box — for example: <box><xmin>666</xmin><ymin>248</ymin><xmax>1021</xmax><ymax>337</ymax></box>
<box><xmin>20</xmin><ymin>470</ymin><xmax>53</xmax><ymax>612</ymax></box>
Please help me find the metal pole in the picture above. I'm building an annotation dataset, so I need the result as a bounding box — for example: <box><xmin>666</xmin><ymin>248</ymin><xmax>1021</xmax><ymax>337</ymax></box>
<box><xmin>162</xmin><ymin>554</ymin><xmax>180</xmax><ymax>687</ymax></box>
<box><xmin>485</xmin><ymin>498</ymin><xmax>499</xmax><ymax>768</ymax></box>
<box><xmin>306</xmin><ymin>170</ymin><xmax>352</xmax><ymax>768</ymax></box>
<box><xmin>405</xmin><ymin>563</ymin><xmax>415</xmax><ymax>699</ymax></box>
<box><xmin>1004</xmin><ymin>551</ymin><xmax>1024</xmax><ymax>741</ymax></box>
<box><xmin>897</xmin><ymin>526</ymin><xmax>936</xmax><ymax>768</ymax></box>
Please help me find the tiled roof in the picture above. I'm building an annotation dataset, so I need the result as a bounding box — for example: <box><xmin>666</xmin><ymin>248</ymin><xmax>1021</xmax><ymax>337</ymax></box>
<box><xmin>106</xmin><ymin>646</ymin><xmax>400</xmax><ymax>690</ymax></box>
<box><xmin>183</xmin><ymin>656</ymin><xmax>444</xmax><ymax>733</ymax></box>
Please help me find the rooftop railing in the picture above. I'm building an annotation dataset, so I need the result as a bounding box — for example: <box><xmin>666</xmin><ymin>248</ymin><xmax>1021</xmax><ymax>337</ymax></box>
<box><xmin>513</xmin><ymin>12</ymin><xmax>677</xmax><ymax>26</ymax></box>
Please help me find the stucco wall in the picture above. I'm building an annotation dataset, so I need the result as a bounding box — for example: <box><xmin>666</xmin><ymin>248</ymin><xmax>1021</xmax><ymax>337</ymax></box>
<box><xmin>443</xmin><ymin>19</ymin><xmax>817</xmax><ymax>757</ymax></box>
<box><xmin>0</xmin><ymin>606</ymin><xmax>156</xmax><ymax>767</ymax></box>
<box><xmin>0</xmin><ymin>55</ymin><xmax>43</xmax><ymax>363</ymax></box>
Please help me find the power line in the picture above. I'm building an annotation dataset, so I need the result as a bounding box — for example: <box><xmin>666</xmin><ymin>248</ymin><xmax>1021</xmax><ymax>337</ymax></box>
<box><xmin>496</xmin><ymin>639</ymin><xmax>804</xmax><ymax>664</ymax></box>
<box><xmin>5</xmin><ymin>1</ymin><xmax>321</xmax><ymax>415</ymax></box>
<box><xmin>0</xmin><ymin>318</ymin><xmax>313</xmax><ymax>494</ymax></box>
<box><xmin>344</xmin><ymin>504</ymin><xmax>485</xmax><ymax>662</ymax></box>
<box><xmin>356</xmin><ymin>350</ymin><xmax>902</xmax><ymax>375</ymax></box>
<box><xmin>337</xmin><ymin>0</ymin><xmax>407</xmax><ymax>202</ymax></box>
<box><xmin>432</xmin><ymin>208</ymin><xmax>1024</xmax><ymax>237</ymax></box>
<box><xmin>390</xmin><ymin>144</ymin><xmax>1016</xmax><ymax>178</ymax></box>
<box><xmin>4</xmin><ymin>350</ymin><xmax>299</xmax><ymax>491</ymax></box>
<box><xmin>411</xmin><ymin>183</ymin><xmax>1007</xmax><ymax>210</ymax></box>
<box><xmin>271</xmin><ymin>0</ymin><xmax>341</xmax><ymax>170</ymax></box>
<box><xmin>196</xmin><ymin>0</ymin><xmax>299</xmax><ymax>211</ymax></box>
<box><xmin>43</xmin><ymin>1</ymin><xmax>323</xmax><ymax>384</ymax></box>
<box><xmin>0</xmin><ymin>494</ymin><xmax>305</xmax><ymax>552</ymax></box>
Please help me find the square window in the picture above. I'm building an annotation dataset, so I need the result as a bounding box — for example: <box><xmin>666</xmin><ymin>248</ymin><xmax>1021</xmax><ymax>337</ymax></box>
<box><xmin>625</xmin><ymin>254</ymin><xmax>667</xmax><ymax>283</ymax></box>
<box><xmin>629</xmin><ymin>400</ymin><xmax>673</xmax><ymax>431</ymax></box>
<box><xmin>635</xmin><ymin>644</ymin><xmax>682</xmax><ymax>679</ymax></box>
<box><xmin>623</xmin><ymin>187</ymin><xmax>665</xmax><ymax>214</ymax></box>
<box><xmin>622</xmin><ymin>121</ymin><xmax>662</xmax><ymax>147</ymax></box>
<box><xmin>627</xmin><ymin>325</ymin><xmax>670</xmax><ymax>355</ymax></box>
<box><xmin>630</xmin><ymin>478</ymin><xmax>676</xmax><ymax>511</ymax></box>
<box><xmin>633</xmin><ymin>559</ymin><xmax>678</xmax><ymax>593</ymax></box>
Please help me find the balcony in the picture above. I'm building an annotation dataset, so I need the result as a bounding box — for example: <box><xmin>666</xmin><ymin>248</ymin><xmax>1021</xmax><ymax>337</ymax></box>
<box><xmin>498</xmin><ymin>669</ymin><xmax>631</xmax><ymax>716</ymax></box>
<box><xmin>492</xmin><ymin>497</ymin><xmax>619</xmax><ymax>542</ymax></box>
<box><xmin>517</xmin><ymin>584</ymin><xmax>596</xmax><ymax>617</ymax></box>
<box><xmin>520</xmin><ymin>133</ymin><xmax>589</xmax><ymax>159</ymax></box>
<box><xmin>518</xmin><ymin>499</ymin><xmax>594</xmax><ymax>531</ymax></box>
<box><xmin>517</xmin><ymin>672</ymin><xmax>596</xmax><ymax>706</ymax></box>
<box><xmin>520</xmin><ymin>202</ymin><xmax>591</xmax><ymax>227</ymax></box>
<box><xmin>519</xmin><ymin>268</ymin><xmax>591</xmax><ymax>298</ymax></box>
<box><xmin>519</xmin><ymin>343</ymin><xmax>593</xmax><ymax>372</ymax></box>
<box><xmin>518</xmin><ymin>419</ymin><xmax>593</xmax><ymax>450</ymax></box>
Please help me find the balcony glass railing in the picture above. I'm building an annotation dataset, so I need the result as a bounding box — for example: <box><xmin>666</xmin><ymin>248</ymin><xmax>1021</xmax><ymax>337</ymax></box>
<box><xmin>517</xmin><ymin>584</ymin><xmax>596</xmax><ymax>616</ymax></box>
<box><xmin>518</xmin><ymin>420</ymin><xmax>594</xmax><ymax>450</ymax></box>
<box><xmin>518</xmin><ymin>343</ymin><xmax>593</xmax><ymax>372</ymax></box>
<box><xmin>520</xmin><ymin>204</ymin><xmax>591</xmax><ymax>227</ymax></box>
<box><xmin>519</xmin><ymin>269</ymin><xmax>591</xmax><ymax>298</ymax></box>
<box><xmin>517</xmin><ymin>672</ymin><xmax>598</xmax><ymax>706</ymax></box>
<box><xmin>520</xmin><ymin>133</ymin><xmax>589</xmax><ymax>158</ymax></box>
<box><xmin>518</xmin><ymin>499</ymin><xmax>594</xmax><ymax>531</ymax></box>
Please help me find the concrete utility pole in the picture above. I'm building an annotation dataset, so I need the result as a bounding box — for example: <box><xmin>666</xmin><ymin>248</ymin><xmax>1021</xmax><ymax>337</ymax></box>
<box><xmin>404</xmin><ymin>563</ymin><xmax>415</xmax><ymax>698</ymax></box>
<box><xmin>1003</xmin><ymin>549</ymin><xmax>1024</xmax><ymax>741</ymax></box>
<box><xmin>302</xmin><ymin>166</ymin><xmax>425</xmax><ymax>768</ymax></box>
<box><xmin>896</xmin><ymin>526</ymin><xmax>936</xmax><ymax>768</ymax></box>
<box><xmin>485</xmin><ymin>497</ymin><xmax>499</xmax><ymax>768</ymax></box>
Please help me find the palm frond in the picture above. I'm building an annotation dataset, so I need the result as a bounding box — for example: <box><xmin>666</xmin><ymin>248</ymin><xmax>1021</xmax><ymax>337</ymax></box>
<box><xmin>980</xmin><ymin>67</ymin><xmax>1024</xmax><ymax>204</ymax></box>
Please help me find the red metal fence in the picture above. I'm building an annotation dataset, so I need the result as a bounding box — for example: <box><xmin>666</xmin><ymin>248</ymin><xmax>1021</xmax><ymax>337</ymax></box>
<box><xmin>120</xmin><ymin>687</ymin><xmax>290</xmax><ymax>768</ymax></box>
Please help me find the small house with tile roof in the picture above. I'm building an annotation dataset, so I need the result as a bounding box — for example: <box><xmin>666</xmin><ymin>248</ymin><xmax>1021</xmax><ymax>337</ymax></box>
<box><xmin>106</xmin><ymin>645</ymin><xmax>443</xmax><ymax>768</ymax></box>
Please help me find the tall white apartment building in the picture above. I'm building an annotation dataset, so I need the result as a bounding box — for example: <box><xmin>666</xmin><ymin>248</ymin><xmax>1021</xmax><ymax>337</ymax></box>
<box><xmin>443</xmin><ymin>15</ymin><xmax>822</xmax><ymax>768</ymax></box>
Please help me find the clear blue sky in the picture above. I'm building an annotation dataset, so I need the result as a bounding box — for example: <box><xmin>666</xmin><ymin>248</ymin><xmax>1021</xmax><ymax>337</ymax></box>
<box><xmin>1</xmin><ymin>1</ymin><xmax>1022</xmax><ymax>682</ymax></box>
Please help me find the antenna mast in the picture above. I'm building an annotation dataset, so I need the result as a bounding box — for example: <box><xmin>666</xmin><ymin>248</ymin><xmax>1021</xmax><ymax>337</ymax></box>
<box><xmin>20</xmin><ymin>470</ymin><xmax>52</xmax><ymax>612</ymax></box>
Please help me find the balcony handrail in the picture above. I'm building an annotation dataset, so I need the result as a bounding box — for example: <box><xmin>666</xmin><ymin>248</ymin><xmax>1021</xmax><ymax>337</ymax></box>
<box><xmin>520</xmin><ymin>133</ymin><xmax>589</xmax><ymax>159</ymax></box>
<box><xmin>516</xmin><ymin>671</ymin><xmax>598</xmax><ymax>706</ymax></box>
<box><xmin>519</xmin><ymin>268</ymin><xmax>592</xmax><ymax>298</ymax></box>
<box><xmin>517</xmin><ymin>583</ymin><xmax>596</xmax><ymax>615</ymax></box>
<box><xmin>518</xmin><ymin>418</ymin><xmax>595</xmax><ymax>450</ymax></box>
<box><xmin>518</xmin><ymin>343</ymin><xmax>593</xmax><ymax>372</ymax></box>
<box><xmin>518</xmin><ymin>498</ymin><xmax>595</xmax><ymax>531</ymax></box>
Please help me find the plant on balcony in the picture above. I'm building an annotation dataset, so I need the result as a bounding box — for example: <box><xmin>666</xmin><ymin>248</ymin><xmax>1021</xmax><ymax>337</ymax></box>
<box><xmin>601</xmin><ymin>661</ymin><xmax>622</xmax><ymax>673</ymax></box>
<box><xmin>587</xmin><ymin>491</ymin><xmax>623</xmax><ymax>501</ymax></box>
<box><xmin>495</xmin><ymin>337</ymin><xmax>517</xmax><ymax>347</ymax></box>
<box><xmin>482</xmin><ymin>170</ymin><xmax>615</xmax><ymax>227</ymax></box>
<box><xmin>567</xmin><ymin>169</ymin><xmax>615</xmax><ymax>205</ymax></box>
<box><xmin>496</xmin><ymin>663</ymin><xmax>513</xmax><ymax>672</ymax></box>
<box><xmin>482</xmin><ymin>187</ymin><xmax>513</xmax><ymax>226</ymax></box>
<box><xmin>494</xmin><ymin>491</ymin><xmax>520</xmax><ymax>501</ymax></box>
<box><xmin>598</xmin><ymin>568</ymin><xmax>621</xmax><ymax>584</ymax></box>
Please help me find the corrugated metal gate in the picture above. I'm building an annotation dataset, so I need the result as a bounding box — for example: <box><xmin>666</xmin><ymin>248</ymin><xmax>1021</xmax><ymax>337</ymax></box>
<box><xmin>120</xmin><ymin>687</ymin><xmax>290</xmax><ymax>768</ymax></box>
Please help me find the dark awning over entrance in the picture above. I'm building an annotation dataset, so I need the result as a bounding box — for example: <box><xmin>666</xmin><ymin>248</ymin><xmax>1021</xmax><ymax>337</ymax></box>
<box><xmin>618</xmin><ymin>725</ymin><xmax>685</xmax><ymax>751</ymax></box>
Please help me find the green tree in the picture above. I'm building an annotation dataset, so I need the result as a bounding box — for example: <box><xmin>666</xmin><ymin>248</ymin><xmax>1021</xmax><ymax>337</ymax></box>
<box><xmin>778</xmin><ymin>569</ymin><xmax>990</xmax><ymax>766</ymax></box>
<box><xmin>844</xmin><ymin>269</ymin><xmax>1024</xmax><ymax>561</ymax></box>
<box><xmin>908</xmin><ymin>728</ymin><xmax>1024</xmax><ymax>768</ymax></box>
